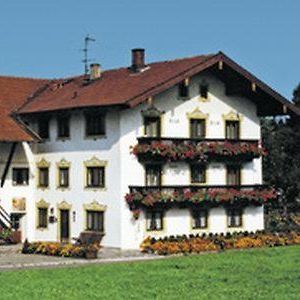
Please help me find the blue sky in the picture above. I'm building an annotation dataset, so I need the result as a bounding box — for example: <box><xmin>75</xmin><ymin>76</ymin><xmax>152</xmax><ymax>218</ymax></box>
<box><xmin>0</xmin><ymin>0</ymin><xmax>299</xmax><ymax>99</ymax></box>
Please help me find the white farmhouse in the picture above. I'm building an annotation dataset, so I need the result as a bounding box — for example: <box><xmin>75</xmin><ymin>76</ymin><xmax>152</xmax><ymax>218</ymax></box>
<box><xmin>0</xmin><ymin>50</ymin><xmax>299</xmax><ymax>249</ymax></box>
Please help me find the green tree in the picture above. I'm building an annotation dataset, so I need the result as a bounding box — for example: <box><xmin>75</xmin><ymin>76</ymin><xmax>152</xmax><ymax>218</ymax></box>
<box><xmin>262</xmin><ymin>83</ymin><xmax>300</xmax><ymax>216</ymax></box>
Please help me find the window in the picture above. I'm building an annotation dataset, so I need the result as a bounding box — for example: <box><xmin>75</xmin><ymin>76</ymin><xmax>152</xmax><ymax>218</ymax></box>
<box><xmin>190</xmin><ymin>119</ymin><xmax>205</xmax><ymax>138</ymax></box>
<box><xmin>38</xmin><ymin>117</ymin><xmax>50</xmax><ymax>140</ymax></box>
<box><xmin>12</xmin><ymin>168</ymin><xmax>29</xmax><ymax>185</ymax></box>
<box><xmin>200</xmin><ymin>83</ymin><xmax>208</xmax><ymax>99</ymax></box>
<box><xmin>225</xmin><ymin>120</ymin><xmax>239</xmax><ymax>140</ymax></box>
<box><xmin>144</xmin><ymin>116</ymin><xmax>161</xmax><ymax>137</ymax></box>
<box><xmin>57</xmin><ymin>116</ymin><xmax>70</xmax><ymax>138</ymax></box>
<box><xmin>145</xmin><ymin>164</ymin><xmax>162</xmax><ymax>186</ymax></box>
<box><xmin>146</xmin><ymin>210</ymin><xmax>163</xmax><ymax>231</ymax></box>
<box><xmin>178</xmin><ymin>81</ymin><xmax>189</xmax><ymax>98</ymax></box>
<box><xmin>86</xmin><ymin>167</ymin><xmax>105</xmax><ymax>188</ymax></box>
<box><xmin>37</xmin><ymin>207</ymin><xmax>48</xmax><ymax>228</ymax></box>
<box><xmin>38</xmin><ymin>167</ymin><xmax>49</xmax><ymax>188</ymax></box>
<box><xmin>227</xmin><ymin>209</ymin><xmax>242</xmax><ymax>228</ymax></box>
<box><xmin>86</xmin><ymin>210</ymin><xmax>104</xmax><ymax>232</ymax></box>
<box><xmin>191</xmin><ymin>209</ymin><xmax>208</xmax><ymax>229</ymax></box>
<box><xmin>226</xmin><ymin>165</ymin><xmax>241</xmax><ymax>185</ymax></box>
<box><xmin>190</xmin><ymin>164</ymin><xmax>206</xmax><ymax>184</ymax></box>
<box><xmin>58</xmin><ymin>167</ymin><xmax>69</xmax><ymax>188</ymax></box>
<box><xmin>85</xmin><ymin>112</ymin><xmax>105</xmax><ymax>136</ymax></box>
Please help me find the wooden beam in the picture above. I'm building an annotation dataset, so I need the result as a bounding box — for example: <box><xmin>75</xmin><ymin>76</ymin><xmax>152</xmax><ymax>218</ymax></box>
<box><xmin>1</xmin><ymin>142</ymin><xmax>17</xmax><ymax>188</ymax></box>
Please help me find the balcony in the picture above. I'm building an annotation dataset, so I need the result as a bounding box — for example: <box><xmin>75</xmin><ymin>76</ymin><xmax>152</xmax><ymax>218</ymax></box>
<box><xmin>125</xmin><ymin>184</ymin><xmax>277</xmax><ymax>213</ymax></box>
<box><xmin>131</xmin><ymin>137</ymin><xmax>266</xmax><ymax>163</ymax></box>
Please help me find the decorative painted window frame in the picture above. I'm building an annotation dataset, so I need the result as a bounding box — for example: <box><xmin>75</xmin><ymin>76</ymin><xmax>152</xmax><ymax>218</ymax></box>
<box><xmin>36</xmin><ymin>199</ymin><xmax>50</xmax><ymax>230</ymax></box>
<box><xmin>186</xmin><ymin>108</ymin><xmax>209</xmax><ymax>138</ymax></box>
<box><xmin>56</xmin><ymin>158</ymin><xmax>71</xmax><ymax>191</ymax></box>
<box><xmin>222</xmin><ymin>110</ymin><xmax>243</xmax><ymax>139</ymax></box>
<box><xmin>83</xmin><ymin>156</ymin><xmax>108</xmax><ymax>191</ymax></box>
<box><xmin>141</xmin><ymin>105</ymin><xmax>164</xmax><ymax>137</ymax></box>
<box><xmin>83</xmin><ymin>200</ymin><xmax>107</xmax><ymax>233</ymax></box>
<box><xmin>36</xmin><ymin>158</ymin><xmax>50</xmax><ymax>190</ymax></box>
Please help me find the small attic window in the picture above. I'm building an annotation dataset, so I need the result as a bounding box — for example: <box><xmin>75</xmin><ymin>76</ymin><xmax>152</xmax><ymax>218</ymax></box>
<box><xmin>200</xmin><ymin>83</ymin><xmax>208</xmax><ymax>99</ymax></box>
<box><xmin>178</xmin><ymin>81</ymin><xmax>189</xmax><ymax>99</ymax></box>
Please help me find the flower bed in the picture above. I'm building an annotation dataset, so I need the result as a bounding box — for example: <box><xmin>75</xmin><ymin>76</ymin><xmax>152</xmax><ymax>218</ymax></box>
<box><xmin>22</xmin><ymin>240</ymin><xmax>100</xmax><ymax>259</ymax></box>
<box><xmin>125</xmin><ymin>188</ymin><xmax>277</xmax><ymax>218</ymax></box>
<box><xmin>141</xmin><ymin>231</ymin><xmax>300</xmax><ymax>255</ymax></box>
<box><xmin>131</xmin><ymin>140</ymin><xmax>267</xmax><ymax>162</ymax></box>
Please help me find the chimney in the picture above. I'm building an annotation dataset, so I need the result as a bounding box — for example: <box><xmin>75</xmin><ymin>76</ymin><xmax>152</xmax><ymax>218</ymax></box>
<box><xmin>90</xmin><ymin>63</ymin><xmax>101</xmax><ymax>80</ymax></box>
<box><xmin>131</xmin><ymin>48</ymin><xmax>145</xmax><ymax>72</ymax></box>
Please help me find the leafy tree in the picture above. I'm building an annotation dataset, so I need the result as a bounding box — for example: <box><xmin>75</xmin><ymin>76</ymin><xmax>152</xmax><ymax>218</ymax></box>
<box><xmin>262</xmin><ymin>83</ymin><xmax>300</xmax><ymax>217</ymax></box>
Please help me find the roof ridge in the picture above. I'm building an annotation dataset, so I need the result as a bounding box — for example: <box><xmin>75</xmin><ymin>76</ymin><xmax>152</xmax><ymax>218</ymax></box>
<box><xmin>0</xmin><ymin>75</ymin><xmax>49</xmax><ymax>81</ymax></box>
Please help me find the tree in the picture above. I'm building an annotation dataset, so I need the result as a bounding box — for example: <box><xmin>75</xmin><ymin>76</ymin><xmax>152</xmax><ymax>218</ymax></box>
<box><xmin>262</xmin><ymin>83</ymin><xmax>300</xmax><ymax>216</ymax></box>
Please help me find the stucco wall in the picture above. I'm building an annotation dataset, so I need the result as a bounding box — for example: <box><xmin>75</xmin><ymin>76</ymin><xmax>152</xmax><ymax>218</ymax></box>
<box><xmin>119</xmin><ymin>72</ymin><xmax>263</xmax><ymax>249</ymax></box>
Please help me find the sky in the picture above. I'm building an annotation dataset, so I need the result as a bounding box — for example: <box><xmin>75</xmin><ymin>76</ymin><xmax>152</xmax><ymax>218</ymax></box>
<box><xmin>0</xmin><ymin>0</ymin><xmax>299</xmax><ymax>99</ymax></box>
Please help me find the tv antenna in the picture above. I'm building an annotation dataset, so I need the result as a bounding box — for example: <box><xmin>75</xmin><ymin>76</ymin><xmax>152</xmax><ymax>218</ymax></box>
<box><xmin>82</xmin><ymin>34</ymin><xmax>96</xmax><ymax>75</ymax></box>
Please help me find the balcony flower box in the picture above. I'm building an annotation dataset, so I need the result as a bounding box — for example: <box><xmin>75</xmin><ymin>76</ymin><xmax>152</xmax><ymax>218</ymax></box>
<box><xmin>125</xmin><ymin>186</ymin><xmax>277</xmax><ymax>218</ymax></box>
<box><xmin>131</xmin><ymin>139</ymin><xmax>267</xmax><ymax>163</ymax></box>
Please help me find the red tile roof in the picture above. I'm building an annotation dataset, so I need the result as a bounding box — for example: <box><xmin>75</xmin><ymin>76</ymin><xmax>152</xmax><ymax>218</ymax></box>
<box><xmin>17</xmin><ymin>52</ymin><xmax>300</xmax><ymax>118</ymax></box>
<box><xmin>18</xmin><ymin>54</ymin><xmax>215</xmax><ymax>114</ymax></box>
<box><xmin>1</xmin><ymin>51</ymin><xmax>299</xmax><ymax>143</ymax></box>
<box><xmin>0</xmin><ymin>76</ymin><xmax>47</xmax><ymax>141</ymax></box>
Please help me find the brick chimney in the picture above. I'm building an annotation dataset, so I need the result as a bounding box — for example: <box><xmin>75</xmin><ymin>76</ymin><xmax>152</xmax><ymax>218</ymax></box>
<box><xmin>90</xmin><ymin>63</ymin><xmax>101</xmax><ymax>80</ymax></box>
<box><xmin>131</xmin><ymin>48</ymin><xmax>145</xmax><ymax>72</ymax></box>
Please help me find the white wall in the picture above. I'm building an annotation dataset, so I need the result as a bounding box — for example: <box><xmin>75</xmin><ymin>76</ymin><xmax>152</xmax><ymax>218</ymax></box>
<box><xmin>119</xmin><ymin>72</ymin><xmax>263</xmax><ymax>249</ymax></box>
<box><xmin>0</xmin><ymin>70</ymin><xmax>264</xmax><ymax>249</ymax></box>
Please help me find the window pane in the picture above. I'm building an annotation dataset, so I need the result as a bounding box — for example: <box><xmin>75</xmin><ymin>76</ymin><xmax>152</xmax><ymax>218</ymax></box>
<box><xmin>86</xmin><ymin>113</ymin><xmax>105</xmax><ymax>136</ymax></box>
<box><xmin>38</xmin><ymin>208</ymin><xmax>48</xmax><ymax>228</ymax></box>
<box><xmin>87</xmin><ymin>167</ymin><xmax>105</xmax><ymax>187</ymax></box>
<box><xmin>146</xmin><ymin>211</ymin><xmax>163</xmax><ymax>231</ymax></box>
<box><xmin>190</xmin><ymin>119</ymin><xmax>205</xmax><ymax>138</ymax></box>
<box><xmin>87</xmin><ymin>211</ymin><xmax>104</xmax><ymax>232</ymax></box>
<box><xmin>227</xmin><ymin>209</ymin><xmax>242</xmax><ymax>227</ymax></box>
<box><xmin>59</xmin><ymin>167</ymin><xmax>69</xmax><ymax>187</ymax></box>
<box><xmin>192</xmin><ymin>210</ymin><xmax>208</xmax><ymax>229</ymax></box>
<box><xmin>13</xmin><ymin>168</ymin><xmax>29</xmax><ymax>185</ymax></box>
<box><xmin>144</xmin><ymin>117</ymin><xmax>160</xmax><ymax>137</ymax></box>
<box><xmin>225</xmin><ymin>121</ymin><xmax>239</xmax><ymax>139</ymax></box>
<box><xmin>39</xmin><ymin>168</ymin><xmax>49</xmax><ymax>187</ymax></box>
<box><xmin>191</xmin><ymin>165</ymin><xmax>206</xmax><ymax>183</ymax></box>
<box><xmin>200</xmin><ymin>84</ymin><xmax>208</xmax><ymax>99</ymax></box>
<box><xmin>38</xmin><ymin>118</ymin><xmax>50</xmax><ymax>139</ymax></box>
<box><xmin>227</xmin><ymin>166</ymin><xmax>241</xmax><ymax>185</ymax></box>
<box><xmin>178</xmin><ymin>81</ymin><xmax>189</xmax><ymax>98</ymax></box>
<box><xmin>57</xmin><ymin>117</ymin><xmax>70</xmax><ymax>138</ymax></box>
<box><xmin>146</xmin><ymin>165</ymin><xmax>161</xmax><ymax>186</ymax></box>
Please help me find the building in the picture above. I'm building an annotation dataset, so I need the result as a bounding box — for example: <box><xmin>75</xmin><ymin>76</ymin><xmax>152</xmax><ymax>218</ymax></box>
<box><xmin>0</xmin><ymin>50</ymin><xmax>299</xmax><ymax>249</ymax></box>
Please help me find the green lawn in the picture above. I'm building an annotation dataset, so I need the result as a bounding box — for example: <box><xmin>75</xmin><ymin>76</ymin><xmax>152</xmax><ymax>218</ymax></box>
<box><xmin>0</xmin><ymin>246</ymin><xmax>299</xmax><ymax>300</ymax></box>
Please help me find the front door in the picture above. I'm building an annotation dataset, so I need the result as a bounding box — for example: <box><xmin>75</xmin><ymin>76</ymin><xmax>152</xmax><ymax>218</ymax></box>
<box><xmin>60</xmin><ymin>209</ymin><xmax>70</xmax><ymax>242</ymax></box>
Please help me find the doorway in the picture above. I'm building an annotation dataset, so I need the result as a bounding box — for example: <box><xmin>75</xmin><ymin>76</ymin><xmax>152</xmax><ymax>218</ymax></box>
<box><xmin>60</xmin><ymin>209</ymin><xmax>70</xmax><ymax>242</ymax></box>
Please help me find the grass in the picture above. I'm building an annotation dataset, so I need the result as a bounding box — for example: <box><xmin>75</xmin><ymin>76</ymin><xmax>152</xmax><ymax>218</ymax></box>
<box><xmin>0</xmin><ymin>246</ymin><xmax>299</xmax><ymax>300</ymax></box>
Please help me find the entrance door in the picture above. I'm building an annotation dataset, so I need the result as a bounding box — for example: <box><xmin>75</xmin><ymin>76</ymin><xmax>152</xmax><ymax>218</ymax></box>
<box><xmin>60</xmin><ymin>209</ymin><xmax>70</xmax><ymax>242</ymax></box>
